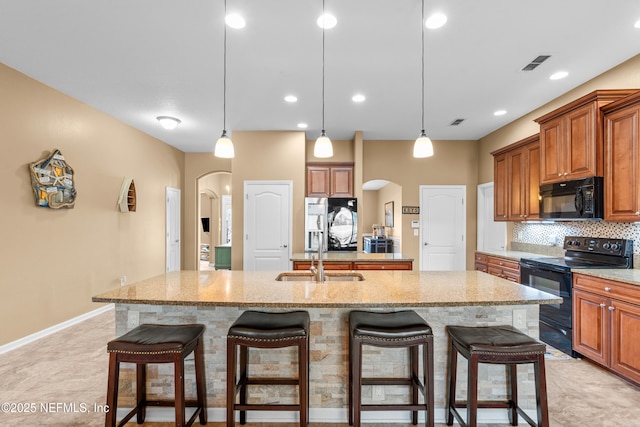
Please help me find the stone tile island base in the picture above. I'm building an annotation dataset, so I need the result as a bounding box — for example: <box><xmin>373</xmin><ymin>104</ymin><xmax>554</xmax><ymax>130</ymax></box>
<box><xmin>113</xmin><ymin>303</ymin><xmax>540</xmax><ymax>424</ymax></box>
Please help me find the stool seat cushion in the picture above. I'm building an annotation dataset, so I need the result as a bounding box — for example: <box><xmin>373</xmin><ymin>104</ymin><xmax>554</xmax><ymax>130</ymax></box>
<box><xmin>350</xmin><ymin>310</ymin><xmax>432</xmax><ymax>340</ymax></box>
<box><xmin>107</xmin><ymin>324</ymin><xmax>205</xmax><ymax>354</ymax></box>
<box><xmin>447</xmin><ymin>325</ymin><xmax>545</xmax><ymax>355</ymax></box>
<box><xmin>228</xmin><ymin>310</ymin><xmax>310</xmax><ymax>340</ymax></box>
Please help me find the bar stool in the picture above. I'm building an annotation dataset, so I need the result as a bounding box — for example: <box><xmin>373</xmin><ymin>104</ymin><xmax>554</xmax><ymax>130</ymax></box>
<box><xmin>105</xmin><ymin>323</ymin><xmax>207</xmax><ymax>427</ymax></box>
<box><xmin>349</xmin><ymin>310</ymin><xmax>434</xmax><ymax>427</ymax></box>
<box><xmin>226</xmin><ymin>310</ymin><xmax>310</xmax><ymax>426</ymax></box>
<box><xmin>445</xmin><ymin>325</ymin><xmax>549</xmax><ymax>427</ymax></box>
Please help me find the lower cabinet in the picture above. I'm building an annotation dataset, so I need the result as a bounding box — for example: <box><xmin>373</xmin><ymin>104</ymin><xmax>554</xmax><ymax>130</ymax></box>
<box><xmin>573</xmin><ymin>273</ymin><xmax>640</xmax><ymax>385</ymax></box>
<box><xmin>293</xmin><ymin>260</ymin><xmax>412</xmax><ymax>271</ymax></box>
<box><xmin>474</xmin><ymin>252</ymin><xmax>520</xmax><ymax>282</ymax></box>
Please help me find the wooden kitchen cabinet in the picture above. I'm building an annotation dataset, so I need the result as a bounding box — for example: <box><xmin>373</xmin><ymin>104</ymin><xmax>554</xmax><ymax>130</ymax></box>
<box><xmin>474</xmin><ymin>252</ymin><xmax>488</xmax><ymax>273</ymax></box>
<box><xmin>475</xmin><ymin>254</ymin><xmax>520</xmax><ymax>282</ymax></box>
<box><xmin>491</xmin><ymin>134</ymin><xmax>540</xmax><ymax>221</ymax></box>
<box><xmin>292</xmin><ymin>259</ymin><xmax>412</xmax><ymax>271</ymax></box>
<box><xmin>573</xmin><ymin>273</ymin><xmax>640</xmax><ymax>385</ymax></box>
<box><xmin>306</xmin><ymin>163</ymin><xmax>353</xmax><ymax>197</ymax></box>
<box><xmin>535</xmin><ymin>90</ymin><xmax>636</xmax><ymax>184</ymax></box>
<box><xmin>602</xmin><ymin>90</ymin><xmax>640</xmax><ymax>222</ymax></box>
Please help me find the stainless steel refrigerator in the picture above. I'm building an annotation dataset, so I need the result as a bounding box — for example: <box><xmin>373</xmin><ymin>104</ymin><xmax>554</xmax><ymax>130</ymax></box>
<box><xmin>304</xmin><ymin>197</ymin><xmax>358</xmax><ymax>252</ymax></box>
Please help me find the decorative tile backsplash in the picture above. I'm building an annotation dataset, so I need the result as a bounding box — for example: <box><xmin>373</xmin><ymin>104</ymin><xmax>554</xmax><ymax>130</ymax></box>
<box><xmin>513</xmin><ymin>222</ymin><xmax>640</xmax><ymax>255</ymax></box>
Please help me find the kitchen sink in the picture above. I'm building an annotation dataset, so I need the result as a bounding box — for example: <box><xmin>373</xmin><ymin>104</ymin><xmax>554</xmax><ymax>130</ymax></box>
<box><xmin>275</xmin><ymin>271</ymin><xmax>365</xmax><ymax>281</ymax></box>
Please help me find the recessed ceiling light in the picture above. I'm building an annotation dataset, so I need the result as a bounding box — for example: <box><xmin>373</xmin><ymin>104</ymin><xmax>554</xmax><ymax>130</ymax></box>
<box><xmin>317</xmin><ymin>13</ymin><xmax>337</xmax><ymax>29</ymax></box>
<box><xmin>284</xmin><ymin>95</ymin><xmax>298</xmax><ymax>103</ymax></box>
<box><xmin>549</xmin><ymin>71</ymin><xmax>569</xmax><ymax>80</ymax></box>
<box><xmin>425</xmin><ymin>13</ymin><xmax>447</xmax><ymax>29</ymax></box>
<box><xmin>352</xmin><ymin>94</ymin><xmax>366</xmax><ymax>103</ymax></box>
<box><xmin>297</xmin><ymin>123</ymin><xmax>308</xmax><ymax>129</ymax></box>
<box><xmin>156</xmin><ymin>116</ymin><xmax>181</xmax><ymax>130</ymax></box>
<box><xmin>225</xmin><ymin>13</ymin><xmax>246</xmax><ymax>29</ymax></box>
<box><xmin>494</xmin><ymin>110</ymin><xmax>507</xmax><ymax>116</ymax></box>
<box><xmin>634</xmin><ymin>19</ymin><xmax>640</xmax><ymax>28</ymax></box>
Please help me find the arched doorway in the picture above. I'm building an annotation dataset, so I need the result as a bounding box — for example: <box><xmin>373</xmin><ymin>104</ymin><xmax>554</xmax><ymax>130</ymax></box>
<box><xmin>197</xmin><ymin>172</ymin><xmax>232</xmax><ymax>271</ymax></box>
<box><xmin>362</xmin><ymin>179</ymin><xmax>402</xmax><ymax>253</ymax></box>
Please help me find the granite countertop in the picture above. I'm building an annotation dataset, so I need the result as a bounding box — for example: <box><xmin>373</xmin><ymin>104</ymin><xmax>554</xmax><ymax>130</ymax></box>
<box><xmin>92</xmin><ymin>270</ymin><xmax>560</xmax><ymax>308</ymax></box>
<box><xmin>291</xmin><ymin>252</ymin><xmax>413</xmax><ymax>261</ymax></box>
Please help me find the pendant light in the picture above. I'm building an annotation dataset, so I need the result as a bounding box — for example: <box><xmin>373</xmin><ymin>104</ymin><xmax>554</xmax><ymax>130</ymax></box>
<box><xmin>413</xmin><ymin>0</ymin><xmax>434</xmax><ymax>158</ymax></box>
<box><xmin>314</xmin><ymin>0</ymin><xmax>333</xmax><ymax>158</ymax></box>
<box><xmin>215</xmin><ymin>0</ymin><xmax>235</xmax><ymax>158</ymax></box>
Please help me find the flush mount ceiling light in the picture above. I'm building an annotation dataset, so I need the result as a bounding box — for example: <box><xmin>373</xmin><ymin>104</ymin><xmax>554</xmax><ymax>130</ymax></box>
<box><xmin>215</xmin><ymin>0</ymin><xmax>235</xmax><ymax>158</ymax></box>
<box><xmin>314</xmin><ymin>0</ymin><xmax>333</xmax><ymax>158</ymax></box>
<box><xmin>156</xmin><ymin>116</ymin><xmax>181</xmax><ymax>130</ymax></box>
<box><xmin>225</xmin><ymin>13</ymin><xmax>245</xmax><ymax>29</ymax></box>
<box><xmin>425</xmin><ymin>12</ymin><xmax>447</xmax><ymax>29</ymax></box>
<box><xmin>494</xmin><ymin>110</ymin><xmax>507</xmax><ymax>116</ymax></box>
<box><xmin>549</xmin><ymin>71</ymin><xmax>569</xmax><ymax>80</ymax></box>
<box><xmin>634</xmin><ymin>19</ymin><xmax>640</xmax><ymax>28</ymax></box>
<box><xmin>413</xmin><ymin>0</ymin><xmax>434</xmax><ymax>158</ymax></box>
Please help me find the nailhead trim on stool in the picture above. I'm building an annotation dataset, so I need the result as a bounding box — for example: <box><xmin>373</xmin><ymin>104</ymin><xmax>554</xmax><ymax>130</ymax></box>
<box><xmin>349</xmin><ymin>310</ymin><xmax>435</xmax><ymax>427</ymax></box>
<box><xmin>104</xmin><ymin>323</ymin><xmax>207</xmax><ymax>427</ymax></box>
<box><xmin>445</xmin><ymin>325</ymin><xmax>549</xmax><ymax>427</ymax></box>
<box><xmin>226</xmin><ymin>310</ymin><xmax>310</xmax><ymax>426</ymax></box>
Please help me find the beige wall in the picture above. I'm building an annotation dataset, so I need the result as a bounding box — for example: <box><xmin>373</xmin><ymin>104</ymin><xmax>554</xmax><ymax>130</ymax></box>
<box><xmin>363</xmin><ymin>139</ymin><xmax>479</xmax><ymax>269</ymax></box>
<box><xmin>0</xmin><ymin>63</ymin><xmax>184</xmax><ymax>345</ymax></box>
<box><xmin>478</xmin><ymin>54</ymin><xmax>640</xmax><ymax>184</ymax></box>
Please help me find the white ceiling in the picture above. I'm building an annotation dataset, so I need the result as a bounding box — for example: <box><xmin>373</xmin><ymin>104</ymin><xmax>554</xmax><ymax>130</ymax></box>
<box><xmin>1</xmin><ymin>0</ymin><xmax>639</xmax><ymax>153</ymax></box>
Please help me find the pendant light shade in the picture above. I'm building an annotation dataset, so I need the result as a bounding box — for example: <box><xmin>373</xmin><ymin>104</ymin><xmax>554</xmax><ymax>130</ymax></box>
<box><xmin>314</xmin><ymin>0</ymin><xmax>333</xmax><ymax>158</ymax></box>
<box><xmin>414</xmin><ymin>0</ymin><xmax>434</xmax><ymax>159</ymax></box>
<box><xmin>215</xmin><ymin>0</ymin><xmax>235</xmax><ymax>158</ymax></box>
<box><xmin>215</xmin><ymin>130</ymin><xmax>235</xmax><ymax>158</ymax></box>
<box><xmin>413</xmin><ymin>130</ymin><xmax>434</xmax><ymax>158</ymax></box>
<box><xmin>314</xmin><ymin>130</ymin><xmax>333</xmax><ymax>158</ymax></box>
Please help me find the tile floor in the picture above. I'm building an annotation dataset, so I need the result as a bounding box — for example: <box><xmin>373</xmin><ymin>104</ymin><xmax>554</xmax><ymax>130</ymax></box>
<box><xmin>0</xmin><ymin>308</ymin><xmax>639</xmax><ymax>426</ymax></box>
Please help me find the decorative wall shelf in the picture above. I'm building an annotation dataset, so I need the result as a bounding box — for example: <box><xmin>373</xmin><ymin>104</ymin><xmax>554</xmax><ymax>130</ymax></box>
<box><xmin>118</xmin><ymin>178</ymin><xmax>136</xmax><ymax>212</ymax></box>
<box><xmin>28</xmin><ymin>148</ymin><xmax>77</xmax><ymax>209</ymax></box>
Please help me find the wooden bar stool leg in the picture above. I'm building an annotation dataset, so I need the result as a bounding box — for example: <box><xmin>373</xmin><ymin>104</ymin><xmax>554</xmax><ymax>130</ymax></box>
<box><xmin>195</xmin><ymin>338</ymin><xmax>207</xmax><ymax>425</ymax></box>
<box><xmin>226</xmin><ymin>337</ymin><xmax>237</xmax><ymax>427</ymax></box>
<box><xmin>353</xmin><ymin>340</ymin><xmax>363</xmax><ymax>427</ymax></box>
<box><xmin>299</xmin><ymin>339</ymin><xmax>309</xmax><ymax>426</ymax></box>
<box><xmin>136</xmin><ymin>363</ymin><xmax>147</xmax><ymax>423</ymax></box>
<box><xmin>535</xmin><ymin>355</ymin><xmax>549</xmax><ymax>427</ymax></box>
<box><xmin>467</xmin><ymin>355</ymin><xmax>479</xmax><ymax>427</ymax></box>
<box><xmin>507</xmin><ymin>364</ymin><xmax>518</xmax><ymax>426</ymax></box>
<box><xmin>348</xmin><ymin>335</ymin><xmax>354</xmax><ymax>426</ymax></box>
<box><xmin>239</xmin><ymin>345</ymin><xmax>248</xmax><ymax>425</ymax></box>
<box><xmin>410</xmin><ymin>345</ymin><xmax>419</xmax><ymax>425</ymax></box>
<box><xmin>174</xmin><ymin>353</ymin><xmax>186</xmax><ymax>427</ymax></box>
<box><xmin>105</xmin><ymin>354</ymin><xmax>119</xmax><ymax>427</ymax></box>
<box><xmin>445</xmin><ymin>341</ymin><xmax>457</xmax><ymax>426</ymax></box>
<box><xmin>425</xmin><ymin>338</ymin><xmax>434</xmax><ymax>427</ymax></box>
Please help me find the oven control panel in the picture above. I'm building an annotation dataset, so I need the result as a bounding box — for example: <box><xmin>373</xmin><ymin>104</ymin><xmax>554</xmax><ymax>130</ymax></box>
<box><xmin>563</xmin><ymin>236</ymin><xmax>633</xmax><ymax>256</ymax></box>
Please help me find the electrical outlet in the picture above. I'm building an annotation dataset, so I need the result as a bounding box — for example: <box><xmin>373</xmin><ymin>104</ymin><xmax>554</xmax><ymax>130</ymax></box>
<box><xmin>127</xmin><ymin>310</ymin><xmax>139</xmax><ymax>329</ymax></box>
<box><xmin>372</xmin><ymin>386</ymin><xmax>385</xmax><ymax>401</ymax></box>
<box><xmin>513</xmin><ymin>309</ymin><xmax>527</xmax><ymax>330</ymax></box>
<box><xmin>120</xmin><ymin>276</ymin><xmax>127</xmax><ymax>286</ymax></box>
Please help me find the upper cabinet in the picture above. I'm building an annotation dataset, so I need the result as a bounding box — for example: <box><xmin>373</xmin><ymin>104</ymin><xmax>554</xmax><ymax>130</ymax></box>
<box><xmin>491</xmin><ymin>134</ymin><xmax>540</xmax><ymax>222</ymax></box>
<box><xmin>535</xmin><ymin>90</ymin><xmax>637</xmax><ymax>184</ymax></box>
<box><xmin>602</xmin><ymin>90</ymin><xmax>640</xmax><ymax>222</ymax></box>
<box><xmin>306</xmin><ymin>163</ymin><xmax>354</xmax><ymax>197</ymax></box>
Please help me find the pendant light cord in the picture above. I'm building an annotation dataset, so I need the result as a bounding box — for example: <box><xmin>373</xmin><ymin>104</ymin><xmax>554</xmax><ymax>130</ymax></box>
<box><xmin>223</xmin><ymin>0</ymin><xmax>228</xmax><ymax>132</ymax></box>
<box><xmin>321</xmin><ymin>0</ymin><xmax>326</xmax><ymax>131</ymax></box>
<box><xmin>421</xmin><ymin>0</ymin><xmax>425</xmax><ymax>132</ymax></box>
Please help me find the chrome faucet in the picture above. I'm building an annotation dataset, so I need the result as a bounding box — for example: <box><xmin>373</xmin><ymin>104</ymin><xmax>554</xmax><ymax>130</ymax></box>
<box><xmin>310</xmin><ymin>231</ymin><xmax>325</xmax><ymax>282</ymax></box>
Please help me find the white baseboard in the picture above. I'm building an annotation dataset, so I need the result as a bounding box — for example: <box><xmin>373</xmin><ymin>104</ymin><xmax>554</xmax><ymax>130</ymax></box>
<box><xmin>0</xmin><ymin>304</ymin><xmax>114</xmax><ymax>355</ymax></box>
<box><xmin>117</xmin><ymin>406</ymin><xmax>537</xmax><ymax>424</ymax></box>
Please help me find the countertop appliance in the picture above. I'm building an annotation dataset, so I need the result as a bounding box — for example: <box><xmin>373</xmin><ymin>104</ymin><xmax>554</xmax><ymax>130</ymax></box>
<box><xmin>539</xmin><ymin>176</ymin><xmax>603</xmax><ymax>220</ymax></box>
<box><xmin>519</xmin><ymin>236</ymin><xmax>633</xmax><ymax>357</ymax></box>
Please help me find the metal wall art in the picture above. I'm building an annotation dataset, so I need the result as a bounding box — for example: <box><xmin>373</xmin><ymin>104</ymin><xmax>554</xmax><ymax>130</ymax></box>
<box><xmin>28</xmin><ymin>148</ymin><xmax>77</xmax><ymax>209</ymax></box>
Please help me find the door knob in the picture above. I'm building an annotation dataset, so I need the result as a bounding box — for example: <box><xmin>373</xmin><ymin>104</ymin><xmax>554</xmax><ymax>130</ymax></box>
<box><xmin>281</xmin><ymin>244</ymin><xmax>288</xmax><ymax>248</ymax></box>
<box><xmin>424</xmin><ymin>242</ymin><xmax>428</xmax><ymax>246</ymax></box>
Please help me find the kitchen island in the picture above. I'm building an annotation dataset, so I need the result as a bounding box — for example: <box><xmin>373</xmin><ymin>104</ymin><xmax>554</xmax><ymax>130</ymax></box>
<box><xmin>93</xmin><ymin>270</ymin><xmax>560</xmax><ymax>424</ymax></box>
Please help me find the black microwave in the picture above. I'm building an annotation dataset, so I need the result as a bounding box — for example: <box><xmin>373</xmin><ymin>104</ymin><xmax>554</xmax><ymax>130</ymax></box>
<box><xmin>539</xmin><ymin>176</ymin><xmax>604</xmax><ymax>220</ymax></box>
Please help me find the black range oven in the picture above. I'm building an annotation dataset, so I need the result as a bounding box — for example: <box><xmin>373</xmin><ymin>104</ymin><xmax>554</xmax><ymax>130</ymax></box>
<box><xmin>519</xmin><ymin>236</ymin><xmax>633</xmax><ymax>357</ymax></box>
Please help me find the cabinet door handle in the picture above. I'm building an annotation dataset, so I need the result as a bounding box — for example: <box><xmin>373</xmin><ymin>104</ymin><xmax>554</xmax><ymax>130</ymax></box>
<box><xmin>558</xmin><ymin>173</ymin><xmax>562</xmax><ymax>176</ymax></box>
<box><xmin>564</xmin><ymin>172</ymin><xmax>568</xmax><ymax>176</ymax></box>
<box><xmin>600</xmin><ymin>303</ymin><xmax>606</xmax><ymax>308</ymax></box>
<box><xmin>608</xmin><ymin>306</ymin><xmax>615</xmax><ymax>311</ymax></box>
<box><xmin>604</xmin><ymin>287</ymin><xmax>612</xmax><ymax>292</ymax></box>
<box><xmin>636</xmin><ymin>212</ymin><xmax>640</xmax><ymax>216</ymax></box>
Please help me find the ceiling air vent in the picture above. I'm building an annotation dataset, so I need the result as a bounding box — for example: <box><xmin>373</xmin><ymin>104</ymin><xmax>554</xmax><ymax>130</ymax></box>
<box><xmin>522</xmin><ymin>55</ymin><xmax>551</xmax><ymax>71</ymax></box>
<box><xmin>450</xmin><ymin>118</ymin><xmax>465</xmax><ymax>126</ymax></box>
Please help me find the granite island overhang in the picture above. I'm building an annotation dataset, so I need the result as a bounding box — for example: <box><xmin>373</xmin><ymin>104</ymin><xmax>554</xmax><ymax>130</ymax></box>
<box><xmin>92</xmin><ymin>270</ymin><xmax>561</xmax><ymax>424</ymax></box>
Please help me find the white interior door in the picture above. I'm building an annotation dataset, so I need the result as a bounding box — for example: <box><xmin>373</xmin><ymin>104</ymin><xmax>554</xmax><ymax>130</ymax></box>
<box><xmin>420</xmin><ymin>185</ymin><xmax>466</xmax><ymax>271</ymax></box>
<box><xmin>166</xmin><ymin>187</ymin><xmax>181</xmax><ymax>272</ymax></box>
<box><xmin>243</xmin><ymin>181</ymin><xmax>292</xmax><ymax>271</ymax></box>
<box><xmin>477</xmin><ymin>182</ymin><xmax>506</xmax><ymax>251</ymax></box>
